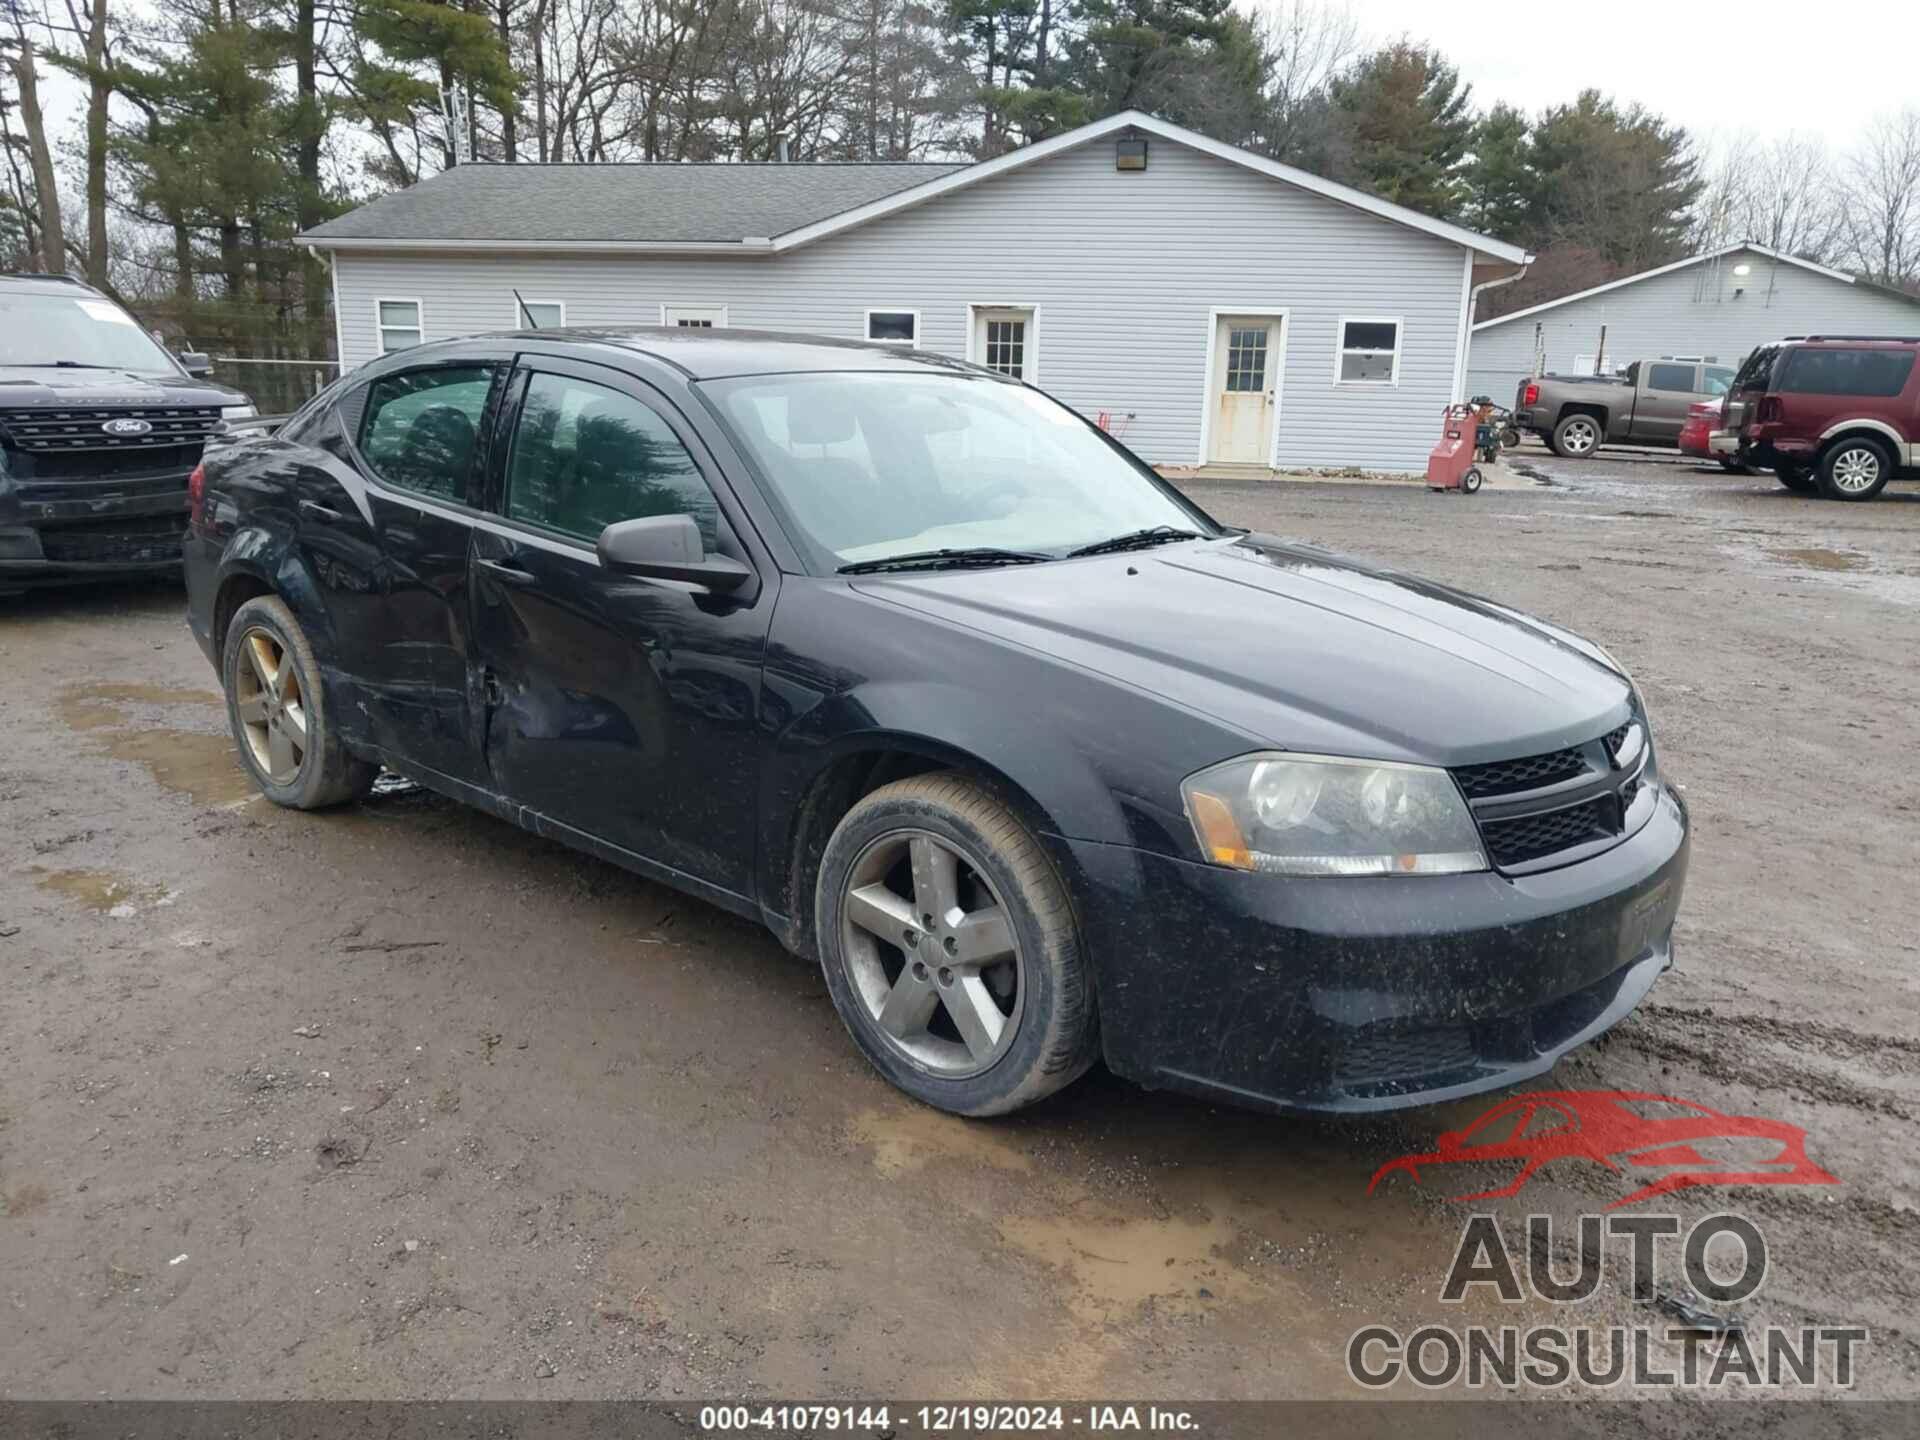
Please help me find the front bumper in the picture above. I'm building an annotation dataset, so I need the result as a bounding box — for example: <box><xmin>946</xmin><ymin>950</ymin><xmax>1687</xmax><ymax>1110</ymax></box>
<box><xmin>0</xmin><ymin>477</ymin><xmax>189</xmax><ymax>590</ymax></box>
<box><xmin>1057</xmin><ymin>784</ymin><xmax>1689</xmax><ymax>1114</ymax></box>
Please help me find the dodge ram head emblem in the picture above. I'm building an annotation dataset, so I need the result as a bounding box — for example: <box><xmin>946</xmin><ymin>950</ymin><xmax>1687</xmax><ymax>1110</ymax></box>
<box><xmin>101</xmin><ymin>417</ymin><xmax>153</xmax><ymax>436</ymax></box>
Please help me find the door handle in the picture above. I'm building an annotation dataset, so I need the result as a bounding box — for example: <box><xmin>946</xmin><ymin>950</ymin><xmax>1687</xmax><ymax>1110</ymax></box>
<box><xmin>298</xmin><ymin>499</ymin><xmax>344</xmax><ymax>523</ymax></box>
<box><xmin>476</xmin><ymin>557</ymin><xmax>537</xmax><ymax>586</ymax></box>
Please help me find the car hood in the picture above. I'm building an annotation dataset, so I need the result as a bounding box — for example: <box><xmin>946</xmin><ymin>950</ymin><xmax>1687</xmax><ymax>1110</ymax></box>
<box><xmin>0</xmin><ymin>366</ymin><xmax>250</xmax><ymax>408</ymax></box>
<box><xmin>852</xmin><ymin>535</ymin><xmax>1635</xmax><ymax>766</ymax></box>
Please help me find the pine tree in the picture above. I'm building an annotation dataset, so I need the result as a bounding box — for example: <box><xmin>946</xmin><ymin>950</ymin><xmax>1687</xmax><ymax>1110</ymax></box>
<box><xmin>1322</xmin><ymin>42</ymin><xmax>1473</xmax><ymax>221</ymax></box>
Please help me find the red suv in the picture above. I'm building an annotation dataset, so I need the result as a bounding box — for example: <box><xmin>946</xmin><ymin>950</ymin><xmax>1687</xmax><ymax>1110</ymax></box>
<box><xmin>1717</xmin><ymin>336</ymin><xmax>1920</xmax><ymax>500</ymax></box>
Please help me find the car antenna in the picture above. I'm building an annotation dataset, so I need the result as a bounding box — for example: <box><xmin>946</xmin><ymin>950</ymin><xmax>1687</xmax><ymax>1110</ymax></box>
<box><xmin>514</xmin><ymin>289</ymin><xmax>539</xmax><ymax>329</ymax></box>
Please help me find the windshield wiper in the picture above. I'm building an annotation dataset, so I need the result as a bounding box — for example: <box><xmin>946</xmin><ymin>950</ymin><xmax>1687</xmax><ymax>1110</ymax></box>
<box><xmin>14</xmin><ymin>361</ymin><xmax>127</xmax><ymax>369</ymax></box>
<box><xmin>838</xmin><ymin>546</ymin><xmax>1053</xmax><ymax>575</ymax></box>
<box><xmin>1066</xmin><ymin>525</ymin><xmax>1204</xmax><ymax>558</ymax></box>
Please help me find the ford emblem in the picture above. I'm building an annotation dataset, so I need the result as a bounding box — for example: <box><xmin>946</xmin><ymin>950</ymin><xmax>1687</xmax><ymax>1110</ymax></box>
<box><xmin>102</xmin><ymin>417</ymin><xmax>153</xmax><ymax>436</ymax></box>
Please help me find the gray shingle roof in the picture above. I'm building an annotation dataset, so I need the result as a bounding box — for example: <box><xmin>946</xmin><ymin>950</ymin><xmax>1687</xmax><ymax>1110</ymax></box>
<box><xmin>302</xmin><ymin>161</ymin><xmax>966</xmax><ymax>245</ymax></box>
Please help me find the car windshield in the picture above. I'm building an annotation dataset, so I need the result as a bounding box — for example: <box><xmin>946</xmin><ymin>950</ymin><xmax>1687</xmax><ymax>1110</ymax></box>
<box><xmin>701</xmin><ymin>372</ymin><xmax>1210</xmax><ymax>571</ymax></box>
<box><xmin>0</xmin><ymin>291</ymin><xmax>183</xmax><ymax>375</ymax></box>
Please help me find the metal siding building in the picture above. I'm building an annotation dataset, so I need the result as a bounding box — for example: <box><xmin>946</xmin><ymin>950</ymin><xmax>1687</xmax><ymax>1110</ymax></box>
<box><xmin>1468</xmin><ymin>243</ymin><xmax>1920</xmax><ymax>403</ymax></box>
<box><xmin>307</xmin><ymin>113</ymin><xmax>1527</xmax><ymax>474</ymax></box>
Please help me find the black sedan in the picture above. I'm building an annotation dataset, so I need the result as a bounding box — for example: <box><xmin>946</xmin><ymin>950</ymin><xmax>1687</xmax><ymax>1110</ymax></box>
<box><xmin>183</xmin><ymin>329</ymin><xmax>1688</xmax><ymax>1117</ymax></box>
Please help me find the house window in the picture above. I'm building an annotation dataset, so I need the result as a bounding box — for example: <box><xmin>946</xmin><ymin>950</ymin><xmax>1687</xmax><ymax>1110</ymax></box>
<box><xmin>1225</xmin><ymin>327</ymin><xmax>1269</xmax><ymax>392</ymax></box>
<box><xmin>866</xmin><ymin>310</ymin><xmax>918</xmax><ymax>346</ymax></box>
<box><xmin>515</xmin><ymin>297</ymin><xmax>565</xmax><ymax>329</ymax></box>
<box><xmin>377</xmin><ymin>299</ymin><xmax>423</xmax><ymax>354</ymax></box>
<box><xmin>1335</xmin><ymin>317</ymin><xmax>1401</xmax><ymax>385</ymax></box>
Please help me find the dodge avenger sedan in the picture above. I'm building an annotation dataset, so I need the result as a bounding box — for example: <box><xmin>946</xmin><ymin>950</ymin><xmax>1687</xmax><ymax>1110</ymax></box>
<box><xmin>184</xmin><ymin>329</ymin><xmax>1688</xmax><ymax>1118</ymax></box>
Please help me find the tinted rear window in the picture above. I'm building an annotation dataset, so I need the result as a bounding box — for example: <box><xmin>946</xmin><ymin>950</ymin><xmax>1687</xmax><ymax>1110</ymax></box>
<box><xmin>1777</xmin><ymin>348</ymin><xmax>1917</xmax><ymax>397</ymax></box>
<box><xmin>1646</xmin><ymin>363</ymin><xmax>1696</xmax><ymax>392</ymax></box>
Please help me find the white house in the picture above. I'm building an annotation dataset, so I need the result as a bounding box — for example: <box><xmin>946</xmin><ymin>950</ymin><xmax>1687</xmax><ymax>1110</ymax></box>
<box><xmin>302</xmin><ymin>111</ymin><xmax>1529</xmax><ymax>474</ymax></box>
<box><xmin>1467</xmin><ymin>242</ymin><xmax>1920</xmax><ymax>403</ymax></box>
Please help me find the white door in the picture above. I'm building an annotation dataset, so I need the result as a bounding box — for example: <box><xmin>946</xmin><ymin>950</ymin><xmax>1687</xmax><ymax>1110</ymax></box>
<box><xmin>662</xmin><ymin>304</ymin><xmax>727</xmax><ymax>328</ymax></box>
<box><xmin>1208</xmin><ymin>315</ymin><xmax>1281</xmax><ymax>465</ymax></box>
<box><xmin>971</xmin><ymin>307</ymin><xmax>1035</xmax><ymax>382</ymax></box>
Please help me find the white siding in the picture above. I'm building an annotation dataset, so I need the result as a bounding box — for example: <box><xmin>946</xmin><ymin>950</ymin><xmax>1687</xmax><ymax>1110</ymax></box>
<box><xmin>331</xmin><ymin>136</ymin><xmax>1472</xmax><ymax>472</ymax></box>
<box><xmin>1468</xmin><ymin>247</ymin><xmax>1920</xmax><ymax>404</ymax></box>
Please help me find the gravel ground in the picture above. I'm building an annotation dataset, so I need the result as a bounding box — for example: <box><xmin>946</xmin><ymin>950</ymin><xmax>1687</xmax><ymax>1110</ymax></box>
<box><xmin>1</xmin><ymin>443</ymin><xmax>1916</xmax><ymax>1419</ymax></box>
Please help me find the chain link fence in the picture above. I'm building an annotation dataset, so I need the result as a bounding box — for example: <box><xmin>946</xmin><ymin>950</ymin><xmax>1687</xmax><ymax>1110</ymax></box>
<box><xmin>209</xmin><ymin>356</ymin><xmax>341</xmax><ymax>416</ymax></box>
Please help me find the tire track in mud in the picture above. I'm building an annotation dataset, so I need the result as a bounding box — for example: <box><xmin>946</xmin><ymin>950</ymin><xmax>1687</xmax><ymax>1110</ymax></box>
<box><xmin>1611</xmin><ymin>1012</ymin><xmax>1915</xmax><ymax>1121</ymax></box>
<box><xmin>1640</xmin><ymin>1002</ymin><xmax>1920</xmax><ymax>1065</ymax></box>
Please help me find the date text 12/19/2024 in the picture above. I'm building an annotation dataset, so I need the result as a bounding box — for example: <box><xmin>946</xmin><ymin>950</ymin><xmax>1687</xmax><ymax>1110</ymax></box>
<box><xmin>697</xmin><ymin>1406</ymin><xmax>1201</xmax><ymax>1432</ymax></box>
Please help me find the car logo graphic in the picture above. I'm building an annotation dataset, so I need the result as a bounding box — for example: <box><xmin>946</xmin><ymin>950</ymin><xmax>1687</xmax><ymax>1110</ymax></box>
<box><xmin>102</xmin><ymin>418</ymin><xmax>153</xmax><ymax>436</ymax></box>
<box><xmin>1368</xmin><ymin>1089</ymin><xmax>1838</xmax><ymax>1209</ymax></box>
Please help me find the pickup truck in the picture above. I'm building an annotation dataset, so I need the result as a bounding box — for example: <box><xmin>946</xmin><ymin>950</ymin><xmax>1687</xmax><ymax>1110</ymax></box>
<box><xmin>1513</xmin><ymin>359</ymin><xmax>1738</xmax><ymax>459</ymax></box>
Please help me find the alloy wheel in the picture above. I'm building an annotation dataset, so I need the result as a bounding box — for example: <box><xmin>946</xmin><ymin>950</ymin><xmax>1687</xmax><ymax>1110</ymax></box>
<box><xmin>839</xmin><ymin>828</ymin><xmax>1025</xmax><ymax>1078</ymax></box>
<box><xmin>233</xmin><ymin>627</ymin><xmax>308</xmax><ymax>783</ymax></box>
<box><xmin>1562</xmin><ymin>419</ymin><xmax>1597</xmax><ymax>455</ymax></box>
<box><xmin>1830</xmin><ymin>446</ymin><xmax>1881</xmax><ymax>494</ymax></box>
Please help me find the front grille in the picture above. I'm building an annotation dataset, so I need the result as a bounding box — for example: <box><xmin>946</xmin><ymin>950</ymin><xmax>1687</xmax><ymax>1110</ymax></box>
<box><xmin>1336</xmin><ymin>1024</ymin><xmax>1477</xmax><ymax>1084</ymax></box>
<box><xmin>1454</xmin><ymin>744</ymin><xmax>1590</xmax><ymax>798</ymax></box>
<box><xmin>1603</xmin><ymin>723</ymin><xmax>1632</xmax><ymax>761</ymax></box>
<box><xmin>1481</xmin><ymin>795</ymin><xmax>1619</xmax><ymax>868</ymax></box>
<box><xmin>0</xmin><ymin>405</ymin><xmax>223</xmax><ymax>453</ymax></box>
<box><xmin>36</xmin><ymin>513</ymin><xmax>184</xmax><ymax>565</ymax></box>
<box><xmin>9</xmin><ymin>444</ymin><xmax>203</xmax><ymax>482</ymax></box>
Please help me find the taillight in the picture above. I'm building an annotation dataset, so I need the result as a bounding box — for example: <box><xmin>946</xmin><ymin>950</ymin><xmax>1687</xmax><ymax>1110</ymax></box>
<box><xmin>187</xmin><ymin>463</ymin><xmax>207</xmax><ymax>526</ymax></box>
<box><xmin>1522</xmin><ymin>383</ymin><xmax>1539</xmax><ymax>407</ymax></box>
<box><xmin>1757</xmin><ymin>397</ymin><xmax>1784</xmax><ymax>424</ymax></box>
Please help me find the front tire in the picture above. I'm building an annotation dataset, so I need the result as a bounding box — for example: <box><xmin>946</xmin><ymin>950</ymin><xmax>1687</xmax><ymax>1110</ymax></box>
<box><xmin>222</xmin><ymin>595</ymin><xmax>377</xmax><ymax>809</ymax></box>
<box><xmin>1817</xmin><ymin>437</ymin><xmax>1893</xmax><ymax>501</ymax></box>
<box><xmin>815</xmin><ymin>774</ymin><xmax>1097</xmax><ymax>1116</ymax></box>
<box><xmin>1551</xmin><ymin>413</ymin><xmax>1602</xmax><ymax>459</ymax></box>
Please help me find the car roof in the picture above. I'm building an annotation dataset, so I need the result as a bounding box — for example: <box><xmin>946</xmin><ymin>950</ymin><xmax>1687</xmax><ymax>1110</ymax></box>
<box><xmin>0</xmin><ymin>272</ymin><xmax>106</xmax><ymax>298</ymax></box>
<box><xmin>1777</xmin><ymin>335</ymin><xmax>1920</xmax><ymax>348</ymax></box>
<box><xmin>423</xmin><ymin>326</ymin><xmax>999</xmax><ymax>381</ymax></box>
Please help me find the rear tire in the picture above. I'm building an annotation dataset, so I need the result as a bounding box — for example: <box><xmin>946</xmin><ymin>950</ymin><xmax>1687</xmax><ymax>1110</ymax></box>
<box><xmin>222</xmin><ymin>595</ymin><xmax>377</xmax><ymax>809</ymax></box>
<box><xmin>1551</xmin><ymin>413</ymin><xmax>1602</xmax><ymax>459</ymax></box>
<box><xmin>815</xmin><ymin>774</ymin><xmax>1097</xmax><ymax>1116</ymax></box>
<box><xmin>1817</xmin><ymin>437</ymin><xmax>1893</xmax><ymax>502</ymax></box>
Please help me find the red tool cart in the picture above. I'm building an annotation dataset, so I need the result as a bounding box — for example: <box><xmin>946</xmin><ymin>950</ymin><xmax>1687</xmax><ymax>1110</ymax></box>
<box><xmin>1426</xmin><ymin>403</ymin><xmax>1485</xmax><ymax>495</ymax></box>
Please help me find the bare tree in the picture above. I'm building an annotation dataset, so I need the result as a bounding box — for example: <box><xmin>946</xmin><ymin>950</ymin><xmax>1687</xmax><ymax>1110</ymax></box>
<box><xmin>1248</xmin><ymin>0</ymin><xmax>1356</xmax><ymax>165</ymax></box>
<box><xmin>1839</xmin><ymin>107</ymin><xmax>1920</xmax><ymax>287</ymax></box>
<box><xmin>0</xmin><ymin>9</ymin><xmax>64</xmax><ymax>272</ymax></box>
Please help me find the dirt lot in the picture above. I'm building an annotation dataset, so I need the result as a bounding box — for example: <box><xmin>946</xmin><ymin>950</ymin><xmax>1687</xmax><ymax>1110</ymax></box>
<box><xmin>2</xmin><ymin>445</ymin><xmax>1917</xmax><ymax>1417</ymax></box>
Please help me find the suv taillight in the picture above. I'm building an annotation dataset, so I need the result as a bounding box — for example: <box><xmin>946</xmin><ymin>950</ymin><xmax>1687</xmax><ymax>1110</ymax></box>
<box><xmin>187</xmin><ymin>463</ymin><xmax>207</xmax><ymax>526</ymax></box>
<box><xmin>1757</xmin><ymin>397</ymin><xmax>1784</xmax><ymax>424</ymax></box>
<box><xmin>1522</xmin><ymin>382</ymin><xmax>1540</xmax><ymax>407</ymax></box>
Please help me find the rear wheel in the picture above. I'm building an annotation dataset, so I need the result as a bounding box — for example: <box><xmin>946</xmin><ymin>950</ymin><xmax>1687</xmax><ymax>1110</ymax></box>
<box><xmin>222</xmin><ymin>595</ymin><xmax>377</xmax><ymax>809</ymax></box>
<box><xmin>1551</xmin><ymin>413</ymin><xmax>1602</xmax><ymax>459</ymax></box>
<box><xmin>1817</xmin><ymin>437</ymin><xmax>1892</xmax><ymax>501</ymax></box>
<box><xmin>815</xmin><ymin>774</ymin><xmax>1096</xmax><ymax>1116</ymax></box>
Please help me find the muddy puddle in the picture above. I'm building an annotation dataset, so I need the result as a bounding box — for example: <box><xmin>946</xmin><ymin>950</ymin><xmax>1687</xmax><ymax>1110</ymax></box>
<box><xmin>55</xmin><ymin>682</ymin><xmax>254</xmax><ymax>808</ymax></box>
<box><xmin>33</xmin><ymin>866</ymin><xmax>175</xmax><ymax>917</ymax></box>
<box><xmin>1724</xmin><ymin>540</ymin><xmax>1920</xmax><ymax>606</ymax></box>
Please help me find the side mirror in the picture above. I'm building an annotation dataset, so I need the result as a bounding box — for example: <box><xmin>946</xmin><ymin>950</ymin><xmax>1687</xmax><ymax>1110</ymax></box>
<box><xmin>178</xmin><ymin>350</ymin><xmax>213</xmax><ymax>378</ymax></box>
<box><xmin>596</xmin><ymin>514</ymin><xmax>752</xmax><ymax>594</ymax></box>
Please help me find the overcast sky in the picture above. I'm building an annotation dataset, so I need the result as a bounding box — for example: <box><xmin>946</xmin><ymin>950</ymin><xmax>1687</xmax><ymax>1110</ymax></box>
<box><xmin>1341</xmin><ymin>0</ymin><xmax>1920</xmax><ymax>151</ymax></box>
<box><xmin>33</xmin><ymin>0</ymin><xmax>1920</xmax><ymax>162</ymax></box>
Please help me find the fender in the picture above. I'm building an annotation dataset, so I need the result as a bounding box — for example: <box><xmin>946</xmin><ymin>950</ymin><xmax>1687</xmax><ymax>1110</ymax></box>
<box><xmin>1818</xmin><ymin>417</ymin><xmax>1907</xmax><ymax>450</ymax></box>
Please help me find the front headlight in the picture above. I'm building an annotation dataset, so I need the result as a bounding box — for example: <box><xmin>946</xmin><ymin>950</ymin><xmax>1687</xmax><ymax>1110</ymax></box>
<box><xmin>1181</xmin><ymin>752</ymin><xmax>1486</xmax><ymax>876</ymax></box>
<box><xmin>220</xmin><ymin>403</ymin><xmax>257</xmax><ymax>421</ymax></box>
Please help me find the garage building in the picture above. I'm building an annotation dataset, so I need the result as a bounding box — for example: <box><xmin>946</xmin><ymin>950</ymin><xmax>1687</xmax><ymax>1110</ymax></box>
<box><xmin>302</xmin><ymin>111</ymin><xmax>1529</xmax><ymax>475</ymax></box>
<box><xmin>1467</xmin><ymin>242</ymin><xmax>1920</xmax><ymax>404</ymax></box>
